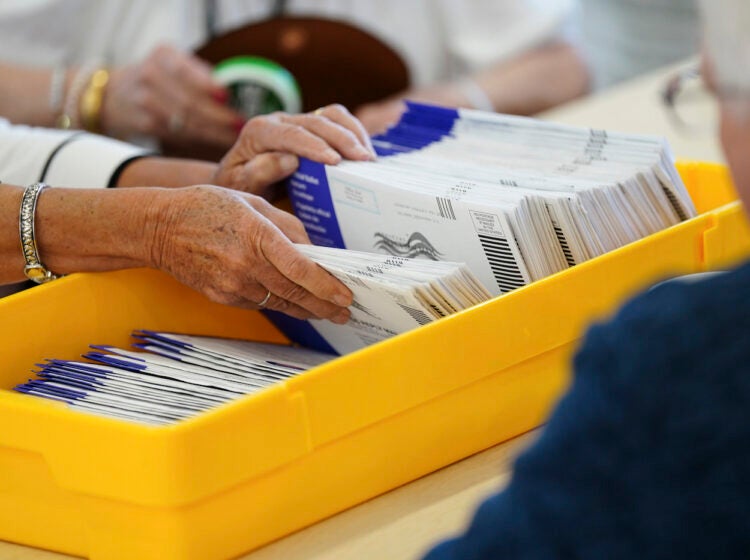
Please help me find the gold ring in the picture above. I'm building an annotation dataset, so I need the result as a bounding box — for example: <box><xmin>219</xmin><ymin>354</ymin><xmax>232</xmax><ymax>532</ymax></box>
<box><xmin>314</xmin><ymin>107</ymin><xmax>325</xmax><ymax>116</ymax></box>
<box><xmin>257</xmin><ymin>290</ymin><xmax>272</xmax><ymax>308</ymax></box>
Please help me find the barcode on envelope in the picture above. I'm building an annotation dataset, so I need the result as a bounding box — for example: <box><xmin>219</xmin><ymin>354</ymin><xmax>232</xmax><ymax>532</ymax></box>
<box><xmin>553</xmin><ymin>224</ymin><xmax>576</xmax><ymax>267</ymax></box>
<box><xmin>397</xmin><ymin>303</ymin><xmax>433</xmax><ymax>326</ymax></box>
<box><xmin>478</xmin><ymin>234</ymin><xmax>525</xmax><ymax>293</ymax></box>
<box><xmin>436</xmin><ymin>197</ymin><xmax>456</xmax><ymax>220</ymax></box>
<box><xmin>662</xmin><ymin>185</ymin><xmax>688</xmax><ymax>221</ymax></box>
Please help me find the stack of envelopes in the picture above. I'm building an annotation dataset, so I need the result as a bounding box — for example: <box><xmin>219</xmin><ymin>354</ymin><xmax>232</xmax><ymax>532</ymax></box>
<box><xmin>15</xmin><ymin>332</ymin><xmax>332</xmax><ymax>425</ymax></box>
<box><xmin>288</xmin><ymin>102</ymin><xmax>696</xmax><ymax>296</ymax></box>
<box><xmin>295</xmin><ymin>244</ymin><xmax>491</xmax><ymax>354</ymax></box>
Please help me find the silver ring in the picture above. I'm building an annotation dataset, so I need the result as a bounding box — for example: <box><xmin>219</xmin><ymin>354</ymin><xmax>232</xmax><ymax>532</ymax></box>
<box><xmin>168</xmin><ymin>112</ymin><xmax>185</xmax><ymax>133</ymax></box>
<box><xmin>257</xmin><ymin>289</ymin><xmax>272</xmax><ymax>308</ymax></box>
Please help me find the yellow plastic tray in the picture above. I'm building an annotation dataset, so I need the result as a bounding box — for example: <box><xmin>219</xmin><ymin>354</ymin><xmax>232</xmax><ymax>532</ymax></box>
<box><xmin>0</xmin><ymin>162</ymin><xmax>748</xmax><ymax>560</ymax></box>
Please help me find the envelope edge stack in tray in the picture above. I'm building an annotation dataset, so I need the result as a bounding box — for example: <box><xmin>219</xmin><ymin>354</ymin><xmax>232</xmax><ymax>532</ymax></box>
<box><xmin>279</xmin><ymin>101</ymin><xmax>697</xmax><ymax>352</ymax></box>
<box><xmin>14</xmin><ymin>331</ymin><xmax>332</xmax><ymax>425</ymax></box>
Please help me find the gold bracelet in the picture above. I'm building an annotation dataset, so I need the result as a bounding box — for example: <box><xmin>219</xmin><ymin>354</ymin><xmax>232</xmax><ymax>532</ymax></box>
<box><xmin>79</xmin><ymin>68</ymin><xmax>110</xmax><ymax>133</ymax></box>
<box><xmin>57</xmin><ymin>62</ymin><xmax>97</xmax><ymax>130</ymax></box>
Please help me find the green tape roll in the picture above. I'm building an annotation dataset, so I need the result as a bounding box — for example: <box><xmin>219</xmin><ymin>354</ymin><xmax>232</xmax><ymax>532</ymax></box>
<box><xmin>213</xmin><ymin>56</ymin><xmax>302</xmax><ymax>117</ymax></box>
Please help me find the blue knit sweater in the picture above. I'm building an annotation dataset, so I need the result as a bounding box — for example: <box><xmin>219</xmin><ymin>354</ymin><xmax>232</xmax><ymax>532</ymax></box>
<box><xmin>424</xmin><ymin>261</ymin><xmax>750</xmax><ymax>559</ymax></box>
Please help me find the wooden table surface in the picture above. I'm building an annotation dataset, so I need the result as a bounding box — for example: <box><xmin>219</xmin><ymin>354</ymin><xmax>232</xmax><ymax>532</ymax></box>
<box><xmin>0</xmin><ymin>434</ymin><xmax>537</xmax><ymax>560</ymax></box>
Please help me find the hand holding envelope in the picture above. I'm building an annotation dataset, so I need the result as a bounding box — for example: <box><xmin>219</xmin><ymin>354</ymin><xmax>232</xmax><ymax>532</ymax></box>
<box><xmin>145</xmin><ymin>185</ymin><xmax>353</xmax><ymax>322</ymax></box>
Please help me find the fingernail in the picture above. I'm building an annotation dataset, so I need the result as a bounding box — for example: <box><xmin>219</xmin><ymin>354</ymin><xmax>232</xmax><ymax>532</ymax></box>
<box><xmin>324</xmin><ymin>149</ymin><xmax>342</xmax><ymax>164</ymax></box>
<box><xmin>213</xmin><ymin>89</ymin><xmax>229</xmax><ymax>104</ymax></box>
<box><xmin>333</xmin><ymin>309</ymin><xmax>351</xmax><ymax>324</ymax></box>
<box><xmin>279</xmin><ymin>154</ymin><xmax>299</xmax><ymax>173</ymax></box>
<box><xmin>234</xmin><ymin>118</ymin><xmax>247</xmax><ymax>134</ymax></box>
<box><xmin>355</xmin><ymin>145</ymin><xmax>372</xmax><ymax>160</ymax></box>
<box><xmin>333</xmin><ymin>293</ymin><xmax>352</xmax><ymax>307</ymax></box>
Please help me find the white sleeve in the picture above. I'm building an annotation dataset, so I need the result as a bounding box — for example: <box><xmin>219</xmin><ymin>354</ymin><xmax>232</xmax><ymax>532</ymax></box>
<box><xmin>438</xmin><ymin>0</ymin><xmax>575</xmax><ymax>74</ymax></box>
<box><xmin>0</xmin><ymin>119</ymin><xmax>150</xmax><ymax>188</ymax></box>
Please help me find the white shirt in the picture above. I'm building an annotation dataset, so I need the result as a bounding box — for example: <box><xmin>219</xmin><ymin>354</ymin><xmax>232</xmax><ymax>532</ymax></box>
<box><xmin>202</xmin><ymin>0</ymin><xmax>574</xmax><ymax>86</ymax></box>
<box><xmin>0</xmin><ymin>119</ymin><xmax>147</xmax><ymax>188</ymax></box>
<box><xmin>0</xmin><ymin>0</ymin><xmax>572</xmax><ymax>86</ymax></box>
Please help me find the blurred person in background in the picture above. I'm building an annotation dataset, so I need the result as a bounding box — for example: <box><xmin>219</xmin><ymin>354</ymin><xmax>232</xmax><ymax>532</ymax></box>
<box><xmin>0</xmin><ymin>0</ymin><xmax>702</xmax><ymax>148</ymax></box>
<box><xmin>0</xmin><ymin>0</ymin><xmax>579</xmax><ymax>143</ymax></box>
<box><xmin>422</xmin><ymin>1</ymin><xmax>750</xmax><ymax>558</ymax></box>
<box><xmin>576</xmin><ymin>0</ymin><xmax>700</xmax><ymax>92</ymax></box>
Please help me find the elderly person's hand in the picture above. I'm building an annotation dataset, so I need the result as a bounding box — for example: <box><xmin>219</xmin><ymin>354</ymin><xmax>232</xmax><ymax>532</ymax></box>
<box><xmin>213</xmin><ymin>104</ymin><xmax>376</xmax><ymax>197</ymax></box>
<box><xmin>150</xmin><ymin>185</ymin><xmax>352</xmax><ymax>321</ymax></box>
<box><xmin>102</xmin><ymin>44</ymin><xmax>243</xmax><ymax>148</ymax></box>
<box><xmin>115</xmin><ymin>104</ymin><xmax>376</xmax><ymax>199</ymax></box>
<box><xmin>0</xmin><ymin>183</ymin><xmax>352</xmax><ymax>322</ymax></box>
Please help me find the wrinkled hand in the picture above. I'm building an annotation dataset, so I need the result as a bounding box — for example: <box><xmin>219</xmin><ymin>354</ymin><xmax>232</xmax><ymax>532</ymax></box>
<box><xmin>150</xmin><ymin>185</ymin><xmax>352</xmax><ymax>322</ymax></box>
<box><xmin>213</xmin><ymin>104</ymin><xmax>377</xmax><ymax>197</ymax></box>
<box><xmin>102</xmin><ymin>44</ymin><xmax>243</xmax><ymax>148</ymax></box>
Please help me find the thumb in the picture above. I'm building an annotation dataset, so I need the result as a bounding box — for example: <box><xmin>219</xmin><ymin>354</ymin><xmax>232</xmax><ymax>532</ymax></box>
<box><xmin>239</xmin><ymin>152</ymin><xmax>299</xmax><ymax>197</ymax></box>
